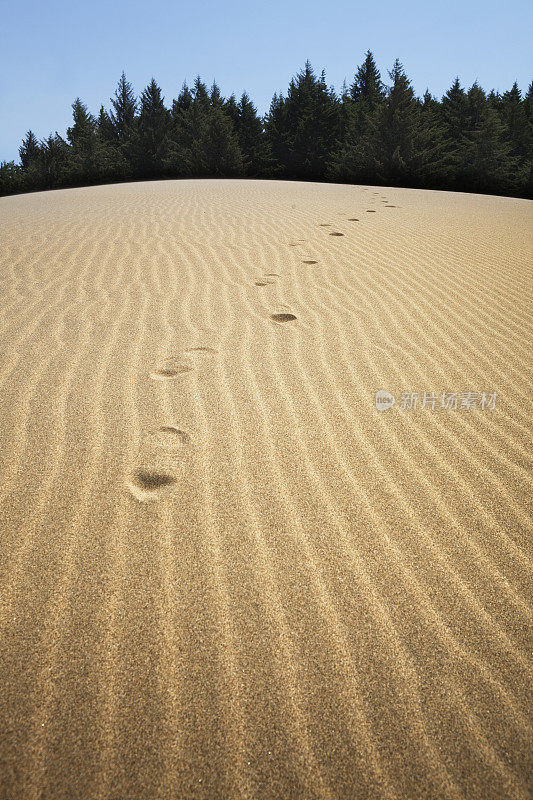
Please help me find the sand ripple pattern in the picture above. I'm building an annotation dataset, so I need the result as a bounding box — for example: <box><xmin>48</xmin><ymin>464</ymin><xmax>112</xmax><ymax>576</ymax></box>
<box><xmin>0</xmin><ymin>180</ymin><xmax>531</xmax><ymax>800</ymax></box>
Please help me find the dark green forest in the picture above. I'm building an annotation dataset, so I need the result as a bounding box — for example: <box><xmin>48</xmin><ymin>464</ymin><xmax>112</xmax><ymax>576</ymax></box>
<box><xmin>1</xmin><ymin>52</ymin><xmax>532</xmax><ymax>198</ymax></box>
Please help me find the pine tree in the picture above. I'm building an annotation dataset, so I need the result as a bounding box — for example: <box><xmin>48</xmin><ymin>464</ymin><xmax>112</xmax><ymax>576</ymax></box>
<box><xmin>166</xmin><ymin>78</ymin><xmax>209</xmax><ymax>175</ymax></box>
<box><xmin>175</xmin><ymin>83</ymin><xmax>193</xmax><ymax>112</ymax></box>
<box><xmin>349</xmin><ymin>50</ymin><xmax>385</xmax><ymax>108</ymax></box>
<box><xmin>487</xmin><ymin>89</ymin><xmax>502</xmax><ymax>111</ymax></box>
<box><xmin>523</xmin><ymin>82</ymin><xmax>533</xmax><ymax>124</ymax></box>
<box><xmin>198</xmin><ymin>109</ymin><xmax>243</xmax><ymax>176</ymax></box>
<box><xmin>110</xmin><ymin>72</ymin><xmax>137</xmax><ymax>138</ymax></box>
<box><xmin>458</xmin><ymin>83</ymin><xmax>515</xmax><ymax>193</ymax></box>
<box><xmin>264</xmin><ymin>93</ymin><xmax>288</xmax><ymax>175</ymax></box>
<box><xmin>0</xmin><ymin>161</ymin><xmax>22</xmax><ymax>196</ymax></box>
<box><xmin>229</xmin><ymin>92</ymin><xmax>271</xmax><ymax>176</ymax></box>
<box><xmin>522</xmin><ymin>82</ymin><xmax>533</xmax><ymax>196</ymax></box>
<box><xmin>330</xmin><ymin>60</ymin><xmax>440</xmax><ymax>186</ymax></box>
<box><xmin>442</xmin><ymin>78</ymin><xmax>468</xmax><ymax>141</ymax></box>
<box><xmin>96</xmin><ymin>106</ymin><xmax>115</xmax><ymax>142</ymax></box>
<box><xmin>419</xmin><ymin>90</ymin><xmax>451</xmax><ymax>186</ymax></box>
<box><xmin>19</xmin><ymin>130</ymin><xmax>40</xmax><ymax>171</ymax></box>
<box><xmin>209</xmin><ymin>82</ymin><xmax>224</xmax><ymax>109</ymax></box>
<box><xmin>109</xmin><ymin>72</ymin><xmax>138</xmax><ymax>175</ymax></box>
<box><xmin>95</xmin><ymin>106</ymin><xmax>124</xmax><ymax>179</ymax></box>
<box><xmin>136</xmin><ymin>79</ymin><xmax>171</xmax><ymax>176</ymax></box>
<box><xmin>440</xmin><ymin>78</ymin><xmax>469</xmax><ymax>187</ymax></box>
<box><xmin>377</xmin><ymin>59</ymin><xmax>422</xmax><ymax>181</ymax></box>
<box><xmin>327</xmin><ymin>105</ymin><xmax>378</xmax><ymax>183</ymax></box>
<box><xmin>37</xmin><ymin>133</ymin><xmax>70</xmax><ymax>189</ymax></box>
<box><xmin>66</xmin><ymin>98</ymin><xmax>108</xmax><ymax>183</ymax></box>
<box><xmin>166</xmin><ymin>77</ymin><xmax>242</xmax><ymax>176</ymax></box>
<box><xmin>267</xmin><ymin>61</ymin><xmax>340</xmax><ymax>179</ymax></box>
<box><xmin>18</xmin><ymin>130</ymin><xmax>41</xmax><ymax>190</ymax></box>
<box><xmin>499</xmin><ymin>83</ymin><xmax>531</xmax><ymax>164</ymax></box>
<box><xmin>192</xmin><ymin>76</ymin><xmax>210</xmax><ymax>109</ymax></box>
<box><xmin>333</xmin><ymin>52</ymin><xmax>386</xmax><ymax>178</ymax></box>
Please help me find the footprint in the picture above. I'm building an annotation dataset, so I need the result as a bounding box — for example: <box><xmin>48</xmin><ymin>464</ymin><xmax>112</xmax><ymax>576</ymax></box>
<box><xmin>329</xmin><ymin>232</ymin><xmax>344</xmax><ymax>236</ymax></box>
<box><xmin>348</xmin><ymin>218</ymin><xmax>359</xmax><ymax>222</ymax></box>
<box><xmin>302</xmin><ymin>260</ymin><xmax>318</xmax><ymax>264</ymax></box>
<box><xmin>255</xmin><ymin>281</ymin><xmax>270</xmax><ymax>286</ymax></box>
<box><xmin>384</xmin><ymin>205</ymin><xmax>396</xmax><ymax>208</ymax></box>
<box><xmin>151</xmin><ymin>358</ymin><xmax>192</xmax><ymax>380</ymax></box>
<box><xmin>128</xmin><ymin>468</ymin><xmax>177</xmax><ymax>502</ymax></box>
<box><xmin>318</xmin><ymin>223</ymin><xmax>331</xmax><ymax>227</ymax></box>
<box><xmin>147</xmin><ymin>426</ymin><xmax>191</xmax><ymax>450</ymax></box>
<box><xmin>366</xmin><ymin>210</ymin><xmax>376</xmax><ymax>213</ymax></box>
<box><xmin>270</xmin><ymin>313</ymin><xmax>297</xmax><ymax>323</ymax></box>
<box><xmin>132</xmin><ymin>469</ymin><xmax>176</xmax><ymax>490</ymax></box>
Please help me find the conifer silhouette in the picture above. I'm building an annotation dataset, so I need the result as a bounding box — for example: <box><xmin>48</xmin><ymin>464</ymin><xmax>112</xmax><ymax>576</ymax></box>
<box><xmin>2</xmin><ymin>57</ymin><xmax>532</xmax><ymax>197</ymax></box>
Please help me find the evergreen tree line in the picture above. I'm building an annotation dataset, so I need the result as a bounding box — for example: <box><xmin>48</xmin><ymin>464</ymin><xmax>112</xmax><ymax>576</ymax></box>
<box><xmin>1</xmin><ymin>52</ymin><xmax>532</xmax><ymax>198</ymax></box>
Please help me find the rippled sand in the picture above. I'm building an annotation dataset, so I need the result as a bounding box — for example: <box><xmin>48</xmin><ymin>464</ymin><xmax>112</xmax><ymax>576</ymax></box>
<box><xmin>0</xmin><ymin>179</ymin><xmax>531</xmax><ymax>799</ymax></box>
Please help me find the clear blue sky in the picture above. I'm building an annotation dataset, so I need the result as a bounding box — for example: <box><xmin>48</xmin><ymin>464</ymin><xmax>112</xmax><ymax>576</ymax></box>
<box><xmin>1</xmin><ymin>0</ymin><xmax>532</xmax><ymax>162</ymax></box>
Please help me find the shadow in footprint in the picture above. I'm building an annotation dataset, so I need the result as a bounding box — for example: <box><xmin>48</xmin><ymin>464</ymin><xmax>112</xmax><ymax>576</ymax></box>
<box><xmin>151</xmin><ymin>359</ymin><xmax>192</xmax><ymax>380</ymax></box>
<box><xmin>133</xmin><ymin>469</ymin><xmax>176</xmax><ymax>491</ymax></box>
<box><xmin>271</xmin><ymin>313</ymin><xmax>297</xmax><ymax>323</ymax></box>
<box><xmin>302</xmin><ymin>260</ymin><xmax>318</xmax><ymax>264</ymax></box>
<box><xmin>348</xmin><ymin>218</ymin><xmax>359</xmax><ymax>222</ymax></box>
<box><xmin>366</xmin><ymin>210</ymin><xmax>376</xmax><ymax>213</ymax></box>
<box><xmin>318</xmin><ymin>223</ymin><xmax>331</xmax><ymax>227</ymax></box>
<box><xmin>159</xmin><ymin>426</ymin><xmax>190</xmax><ymax>443</ymax></box>
<box><xmin>255</xmin><ymin>281</ymin><xmax>270</xmax><ymax>286</ymax></box>
<box><xmin>329</xmin><ymin>232</ymin><xmax>344</xmax><ymax>236</ymax></box>
<box><xmin>384</xmin><ymin>205</ymin><xmax>396</xmax><ymax>208</ymax></box>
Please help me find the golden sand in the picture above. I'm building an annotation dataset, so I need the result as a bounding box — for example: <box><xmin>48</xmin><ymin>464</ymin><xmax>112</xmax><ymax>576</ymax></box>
<box><xmin>0</xmin><ymin>179</ymin><xmax>531</xmax><ymax>799</ymax></box>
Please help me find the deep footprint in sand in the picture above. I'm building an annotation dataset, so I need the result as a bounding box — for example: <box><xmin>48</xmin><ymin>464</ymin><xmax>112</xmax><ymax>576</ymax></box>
<box><xmin>270</xmin><ymin>313</ymin><xmax>297</xmax><ymax>323</ymax></box>
<box><xmin>128</xmin><ymin>468</ymin><xmax>177</xmax><ymax>502</ymax></box>
<box><xmin>348</xmin><ymin>218</ymin><xmax>359</xmax><ymax>222</ymax></box>
<box><xmin>302</xmin><ymin>260</ymin><xmax>318</xmax><ymax>264</ymax></box>
<box><xmin>133</xmin><ymin>469</ymin><xmax>176</xmax><ymax>490</ymax></box>
<box><xmin>329</xmin><ymin>232</ymin><xmax>344</xmax><ymax>236</ymax></box>
<box><xmin>151</xmin><ymin>358</ymin><xmax>193</xmax><ymax>380</ymax></box>
<box><xmin>366</xmin><ymin>210</ymin><xmax>376</xmax><ymax>213</ymax></box>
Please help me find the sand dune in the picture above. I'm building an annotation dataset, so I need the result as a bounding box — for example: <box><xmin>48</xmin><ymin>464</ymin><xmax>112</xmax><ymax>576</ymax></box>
<box><xmin>0</xmin><ymin>179</ymin><xmax>531</xmax><ymax>800</ymax></box>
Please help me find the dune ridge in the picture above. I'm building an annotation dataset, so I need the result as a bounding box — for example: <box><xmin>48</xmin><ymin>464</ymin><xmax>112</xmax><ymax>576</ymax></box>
<box><xmin>0</xmin><ymin>179</ymin><xmax>531</xmax><ymax>800</ymax></box>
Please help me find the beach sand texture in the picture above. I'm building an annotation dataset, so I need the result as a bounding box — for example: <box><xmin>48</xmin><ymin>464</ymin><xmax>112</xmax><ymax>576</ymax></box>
<box><xmin>0</xmin><ymin>179</ymin><xmax>531</xmax><ymax>800</ymax></box>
